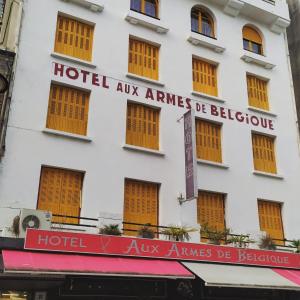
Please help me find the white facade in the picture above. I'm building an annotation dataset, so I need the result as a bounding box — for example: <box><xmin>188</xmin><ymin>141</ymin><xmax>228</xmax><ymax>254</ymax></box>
<box><xmin>0</xmin><ymin>0</ymin><xmax>299</xmax><ymax>243</ymax></box>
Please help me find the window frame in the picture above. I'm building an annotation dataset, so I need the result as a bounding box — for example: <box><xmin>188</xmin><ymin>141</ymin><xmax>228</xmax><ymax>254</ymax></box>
<box><xmin>242</xmin><ymin>26</ymin><xmax>264</xmax><ymax>56</ymax></box>
<box><xmin>191</xmin><ymin>6</ymin><xmax>215</xmax><ymax>39</ymax></box>
<box><xmin>130</xmin><ymin>0</ymin><xmax>160</xmax><ymax>19</ymax></box>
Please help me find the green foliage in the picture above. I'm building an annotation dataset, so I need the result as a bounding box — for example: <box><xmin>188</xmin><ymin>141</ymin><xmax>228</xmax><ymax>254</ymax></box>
<box><xmin>99</xmin><ymin>224</ymin><xmax>122</xmax><ymax>236</ymax></box>
<box><xmin>161</xmin><ymin>225</ymin><xmax>198</xmax><ymax>242</ymax></box>
<box><xmin>137</xmin><ymin>224</ymin><xmax>155</xmax><ymax>239</ymax></box>
<box><xmin>258</xmin><ymin>234</ymin><xmax>276</xmax><ymax>250</ymax></box>
<box><xmin>201</xmin><ymin>224</ymin><xmax>230</xmax><ymax>245</ymax></box>
<box><xmin>227</xmin><ymin>234</ymin><xmax>255</xmax><ymax>248</ymax></box>
<box><xmin>290</xmin><ymin>239</ymin><xmax>300</xmax><ymax>253</ymax></box>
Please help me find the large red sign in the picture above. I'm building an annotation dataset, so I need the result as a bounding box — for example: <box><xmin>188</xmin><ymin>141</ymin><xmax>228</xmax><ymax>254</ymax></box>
<box><xmin>25</xmin><ymin>229</ymin><xmax>300</xmax><ymax>269</ymax></box>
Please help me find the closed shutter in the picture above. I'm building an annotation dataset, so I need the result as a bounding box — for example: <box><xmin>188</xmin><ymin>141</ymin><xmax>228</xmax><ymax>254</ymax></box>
<box><xmin>126</xmin><ymin>103</ymin><xmax>159</xmax><ymax>150</ymax></box>
<box><xmin>195</xmin><ymin>119</ymin><xmax>222</xmax><ymax>163</ymax></box>
<box><xmin>54</xmin><ymin>15</ymin><xmax>94</xmax><ymax>61</ymax></box>
<box><xmin>252</xmin><ymin>133</ymin><xmax>277</xmax><ymax>174</ymax></box>
<box><xmin>46</xmin><ymin>84</ymin><xmax>90</xmax><ymax>136</ymax></box>
<box><xmin>193</xmin><ymin>58</ymin><xmax>218</xmax><ymax>96</ymax></box>
<box><xmin>258</xmin><ymin>200</ymin><xmax>284</xmax><ymax>245</ymax></box>
<box><xmin>197</xmin><ymin>191</ymin><xmax>225</xmax><ymax>242</ymax></box>
<box><xmin>123</xmin><ymin>179</ymin><xmax>158</xmax><ymax>236</ymax></box>
<box><xmin>37</xmin><ymin>167</ymin><xmax>83</xmax><ymax>224</ymax></box>
<box><xmin>243</xmin><ymin>26</ymin><xmax>262</xmax><ymax>44</ymax></box>
<box><xmin>247</xmin><ymin>75</ymin><xmax>269</xmax><ymax>110</ymax></box>
<box><xmin>128</xmin><ymin>38</ymin><xmax>159</xmax><ymax>80</ymax></box>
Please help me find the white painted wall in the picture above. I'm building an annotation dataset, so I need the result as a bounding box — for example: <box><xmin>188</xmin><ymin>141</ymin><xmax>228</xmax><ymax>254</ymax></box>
<box><xmin>0</xmin><ymin>0</ymin><xmax>299</xmax><ymax>243</ymax></box>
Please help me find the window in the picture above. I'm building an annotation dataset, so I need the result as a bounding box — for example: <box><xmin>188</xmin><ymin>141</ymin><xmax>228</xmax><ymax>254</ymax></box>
<box><xmin>252</xmin><ymin>133</ymin><xmax>277</xmax><ymax>174</ymax></box>
<box><xmin>258</xmin><ymin>200</ymin><xmax>284</xmax><ymax>245</ymax></box>
<box><xmin>54</xmin><ymin>15</ymin><xmax>94</xmax><ymax>61</ymax></box>
<box><xmin>128</xmin><ymin>38</ymin><xmax>159</xmax><ymax>80</ymax></box>
<box><xmin>243</xmin><ymin>26</ymin><xmax>263</xmax><ymax>55</ymax></box>
<box><xmin>247</xmin><ymin>75</ymin><xmax>269</xmax><ymax>111</ymax></box>
<box><xmin>46</xmin><ymin>84</ymin><xmax>90</xmax><ymax>136</ymax></box>
<box><xmin>196</xmin><ymin>119</ymin><xmax>222</xmax><ymax>163</ymax></box>
<box><xmin>192</xmin><ymin>58</ymin><xmax>218</xmax><ymax>96</ymax></box>
<box><xmin>126</xmin><ymin>102</ymin><xmax>160</xmax><ymax>150</ymax></box>
<box><xmin>197</xmin><ymin>191</ymin><xmax>225</xmax><ymax>242</ymax></box>
<box><xmin>130</xmin><ymin>0</ymin><xmax>159</xmax><ymax>18</ymax></box>
<box><xmin>37</xmin><ymin>167</ymin><xmax>83</xmax><ymax>224</ymax></box>
<box><xmin>191</xmin><ymin>6</ymin><xmax>215</xmax><ymax>38</ymax></box>
<box><xmin>123</xmin><ymin>179</ymin><xmax>158</xmax><ymax>236</ymax></box>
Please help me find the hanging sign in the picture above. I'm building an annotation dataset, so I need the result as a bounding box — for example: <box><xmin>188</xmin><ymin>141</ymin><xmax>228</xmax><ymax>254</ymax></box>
<box><xmin>184</xmin><ymin>110</ymin><xmax>198</xmax><ymax>200</ymax></box>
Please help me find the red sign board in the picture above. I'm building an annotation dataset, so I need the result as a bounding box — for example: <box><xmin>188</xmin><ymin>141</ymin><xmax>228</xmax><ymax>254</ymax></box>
<box><xmin>25</xmin><ymin>229</ymin><xmax>300</xmax><ymax>269</ymax></box>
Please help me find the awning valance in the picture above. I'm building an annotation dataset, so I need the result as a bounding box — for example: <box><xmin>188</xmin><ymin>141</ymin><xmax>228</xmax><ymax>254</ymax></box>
<box><xmin>1</xmin><ymin>250</ymin><xmax>194</xmax><ymax>279</ymax></box>
<box><xmin>182</xmin><ymin>262</ymin><xmax>300</xmax><ymax>290</ymax></box>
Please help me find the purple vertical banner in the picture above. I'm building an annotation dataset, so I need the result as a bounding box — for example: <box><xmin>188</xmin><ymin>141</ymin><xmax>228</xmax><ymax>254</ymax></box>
<box><xmin>184</xmin><ymin>109</ymin><xmax>198</xmax><ymax>200</ymax></box>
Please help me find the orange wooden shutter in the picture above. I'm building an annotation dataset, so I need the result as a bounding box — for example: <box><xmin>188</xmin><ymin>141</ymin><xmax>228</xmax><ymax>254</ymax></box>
<box><xmin>196</xmin><ymin>119</ymin><xmax>222</xmax><ymax>163</ymax></box>
<box><xmin>46</xmin><ymin>84</ymin><xmax>90</xmax><ymax>136</ymax></box>
<box><xmin>193</xmin><ymin>58</ymin><xmax>218</xmax><ymax>96</ymax></box>
<box><xmin>258</xmin><ymin>200</ymin><xmax>284</xmax><ymax>245</ymax></box>
<box><xmin>126</xmin><ymin>103</ymin><xmax>159</xmax><ymax>150</ymax></box>
<box><xmin>197</xmin><ymin>191</ymin><xmax>225</xmax><ymax>242</ymax></box>
<box><xmin>123</xmin><ymin>179</ymin><xmax>158</xmax><ymax>236</ymax></box>
<box><xmin>128</xmin><ymin>38</ymin><xmax>159</xmax><ymax>80</ymax></box>
<box><xmin>37</xmin><ymin>167</ymin><xmax>83</xmax><ymax>224</ymax></box>
<box><xmin>252</xmin><ymin>134</ymin><xmax>277</xmax><ymax>174</ymax></box>
<box><xmin>243</xmin><ymin>26</ymin><xmax>262</xmax><ymax>44</ymax></box>
<box><xmin>54</xmin><ymin>15</ymin><xmax>94</xmax><ymax>61</ymax></box>
<box><xmin>247</xmin><ymin>75</ymin><xmax>269</xmax><ymax>111</ymax></box>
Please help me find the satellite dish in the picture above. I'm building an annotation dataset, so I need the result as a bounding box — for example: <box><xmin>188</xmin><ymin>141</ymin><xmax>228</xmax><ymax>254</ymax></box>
<box><xmin>0</xmin><ymin>73</ymin><xmax>8</xmax><ymax>94</ymax></box>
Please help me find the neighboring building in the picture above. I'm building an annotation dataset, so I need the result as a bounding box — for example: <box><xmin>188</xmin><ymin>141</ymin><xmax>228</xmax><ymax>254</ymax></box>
<box><xmin>287</xmin><ymin>0</ymin><xmax>300</xmax><ymax>132</ymax></box>
<box><xmin>0</xmin><ymin>0</ymin><xmax>299</xmax><ymax>299</ymax></box>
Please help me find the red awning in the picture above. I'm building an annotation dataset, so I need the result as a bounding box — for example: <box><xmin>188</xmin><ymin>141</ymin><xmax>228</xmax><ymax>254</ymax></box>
<box><xmin>1</xmin><ymin>250</ymin><xmax>194</xmax><ymax>279</ymax></box>
<box><xmin>273</xmin><ymin>269</ymin><xmax>300</xmax><ymax>286</ymax></box>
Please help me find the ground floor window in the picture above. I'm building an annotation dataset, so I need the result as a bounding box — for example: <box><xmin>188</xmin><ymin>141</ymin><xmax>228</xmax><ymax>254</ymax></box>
<box><xmin>0</xmin><ymin>291</ymin><xmax>28</xmax><ymax>299</ymax></box>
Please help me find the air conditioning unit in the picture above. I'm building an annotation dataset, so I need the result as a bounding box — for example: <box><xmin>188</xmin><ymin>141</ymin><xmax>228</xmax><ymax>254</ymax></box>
<box><xmin>19</xmin><ymin>209</ymin><xmax>52</xmax><ymax>238</ymax></box>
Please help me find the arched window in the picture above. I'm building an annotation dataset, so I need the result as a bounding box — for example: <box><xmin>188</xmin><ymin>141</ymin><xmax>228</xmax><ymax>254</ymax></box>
<box><xmin>130</xmin><ymin>0</ymin><xmax>159</xmax><ymax>18</ymax></box>
<box><xmin>243</xmin><ymin>26</ymin><xmax>263</xmax><ymax>55</ymax></box>
<box><xmin>191</xmin><ymin>6</ymin><xmax>215</xmax><ymax>38</ymax></box>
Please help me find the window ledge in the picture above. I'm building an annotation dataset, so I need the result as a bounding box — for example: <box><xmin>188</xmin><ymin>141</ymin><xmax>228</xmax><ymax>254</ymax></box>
<box><xmin>60</xmin><ymin>0</ymin><xmax>104</xmax><ymax>12</ymax></box>
<box><xmin>51</xmin><ymin>52</ymin><xmax>97</xmax><ymax>69</ymax></box>
<box><xmin>42</xmin><ymin>128</ymin><xmax>92</xmax><ymax>142</ymax></box>
<box><xmin>197</xmin><ymin>159</ymin><xmax>229</xmax><ymax>169</ymax></box>
<box><xmin>125</xmin><ymin>10</ymin><xmax>169</xmax><ymax>34</ymax></box>
<box><xmin>187</xmin><ymin>32</ymin><xmax>225</xmax><ymax>53</ymax></box>
<box><xmin>248</xmin><ymin>106</ymin><xmax>277</xmax><ymax>117</ymax></box>
<box><xmin>191</xmin><ymin>91</ymin><xmax>225</xmax><ymax>103</ymax></box>
<box><xmin>123</xmin><ymin>144</ymin><xmax>165</xmax><ymax>156</ymax></box>
<box><xmin>253</xmin><ymin>171</ymin><xmax>284</xmax><ymax>180</ymax></box>
<box><xmin>241</xmin><ymin>52</ymin><xmax>276</xmax><ymax>70</ymax></box>
<box><xmin>270</xmin><ymin>17</ymin><xmax>290</xmax><ymax>35</ymax></box>
<box><xmin>126</xmin><ymin>73</ymin><xmax>165</xmax><ymax>87</ymax></box>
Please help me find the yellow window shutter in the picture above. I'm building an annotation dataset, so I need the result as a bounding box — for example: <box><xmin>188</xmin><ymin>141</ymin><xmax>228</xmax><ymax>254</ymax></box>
<box><xmin>195</xmin><ymin>119</ymin><xmax>222</xmax><ymax>163</ymax></box>
<box><xmin>54</xmin><ymin>15</ymin><xmax>94</xmax><ymax>61</ymax></box>
<box><xmin>247</xmin><ymin>75</ymin><xmax>269</xmax><ymax>110</ymax></box>
<box><xmin>197</xmin><ymin>191</ymin><xmax>225</xmax><ymax>242</ymax></box>
<box><xmin>46</xmin><ymin>84</ymin><xmax>90</xmax><ymax>136</ymax></box>
<box><xmin>126</xmin><ymin>103</ymin><xmax>159</xmax><ymax>150</ymax></box>
<box><xmin>128</xmin><ymin>38</ymin><xmax>159</xmax><ymax>80</ymax></box>
<box><xmin>37</xmin><ymin>167</ymin><xmax>83</xmax><ymax>224</ymax></box>
<box><xmin>193</xmin><ymin>58</ymin><xmax>218</xmax><ymax>96</ymax></box>
<box><xmin>243</xmin><ymin>26</ymin><xmax>262</xmax><ymax>44</ymax></box>
<box><xmin>258</xmin><ymin>200</ymin><xmax>284</xmax><ymax>245</ymax></box>
<box><xmin>252</xmin><ymin>134</ymin><xmax>277</xmax><ymax>174</ymax></box>
<box><xmin>123</xmin><ymin>179</ymin><xmax>158</xmax><ymax>236</ymax></box>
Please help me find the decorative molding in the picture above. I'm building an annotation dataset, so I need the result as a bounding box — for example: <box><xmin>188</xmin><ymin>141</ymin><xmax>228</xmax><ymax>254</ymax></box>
<box><xmin>126</xmin><ymin>73</ymin><xmax>165</xmax><ymax>87</ymax></box>
<box><xmin>270</xmin><ymin>17</ymin><xmax>290</xmax><ymax>34</ymax></box>
<box><xmin>125</xmin><ymin>10</ymin><xmax>169</xmax><ymax>34</ymax></box>
<box><xmin>42</xmin><ymin>128</ymin><xmax>92</xmax><ymax>142</ymax></box>
<box><xmin>60</xmin><ymin>0</ymin><xmax>104</xmax><ymax>12</ymax></box>
<box><xmin>253</xmin><ymin>171</ymin><xmax>284</xmax><ymax>180</ymax></box>
<box><xmin>191</xmin><ymin>91</ymin><xmax>226</xmax><ymax>103</ymax></box>
<box><xmin>51</xmin><ymin>52</ymin><xmax>97</xmax><ymax>69</ymax></box>
<box><xmin>123</xmin><ymin>144</ymin><xmax>165</xmax><ymax>156</ymax></box>
<box><xmin>248</xmin><ymin>106</ymin><xmax>277</xmax><ymax>117</ymax></box>
<box><xmin>197</xmin><ymin>159</ymin><xmax>229</xmax><ymax>169</ymax></box>
<box><xmin>187</xmin><ymin>32</ymin><xmax>225</xmax><ymax>53</ymax></box>
<box><xmin>223</xmin><ymin>0</ymin><xmax>244</xmax><ymax>17</ymax></box>
<box><xmin>241</xmin><ymin>53</ymin><xmax>276</xmax><ymax>69</ymax></box>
